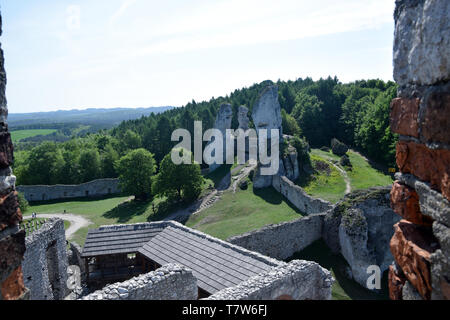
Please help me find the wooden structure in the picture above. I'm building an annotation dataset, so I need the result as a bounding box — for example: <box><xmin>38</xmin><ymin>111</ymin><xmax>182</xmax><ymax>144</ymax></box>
<box><xmin>82</xmin><ymin>222</ymin><xmax>276</xmax><ymax>296</ymax></box>
<box><xmin>81</xmin><ymin>224</ymin><xmax>163</xmax><ymax>288</ymax></box>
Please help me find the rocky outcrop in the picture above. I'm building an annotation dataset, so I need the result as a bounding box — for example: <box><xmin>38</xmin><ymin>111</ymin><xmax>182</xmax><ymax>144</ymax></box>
<box><xmin>331</xmin><ymin>138</ymin><xmax>348</xmax><ymax>156</ymax></box>
<box><xmin>279</xmin><ymin>146</ymin><xmax>300</xmax><ymax>181</ymax></box>
<box><xmin>252</xmin><ymin>85</ymin><xmax>282</xmax><ymax>188</ymax></box>
<box><xmin>323</xmin><ymin>187</ymin><xmax>400</xmax><ymax>288</ymax></box>
<box><xmin>209</xmin><ymin>103</ymin><xmax>233</xmax><ymax>172</ymax></box>
<box><xmin>237</xmin><ymin>105</ymin><xmax>249</xmax><ymax>131</ymax></box>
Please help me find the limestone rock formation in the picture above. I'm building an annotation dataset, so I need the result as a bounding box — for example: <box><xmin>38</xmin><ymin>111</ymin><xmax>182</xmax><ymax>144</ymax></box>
<box><xmin>208</xmin><ymin>103</ymin><xmax>232</xmax><ymax>172</ymax></box>
<box><xmin>251</xmin><ymin>85</ymin><xmax>282</xmax><ymax>140</ymax></box>
<box><xmin>323</xmin><ymin>187</ymin><xmax>400</xmax><ymax>288</ymax></box>
<box><xmin>237</xmin><ymin>105</ymin><xmax>249</xmax><ymax>131</ymax></box>
<box><xmin>251</xmin><ymin>85</ymin><xmax>283</xmax><ymax>188</ymax></box>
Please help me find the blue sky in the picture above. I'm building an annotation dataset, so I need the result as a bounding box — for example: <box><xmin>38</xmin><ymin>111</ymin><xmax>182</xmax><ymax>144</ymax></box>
<box><xmin>1</xmin><ymin>0</ymin><xmax>395</xmax><ymax>113</ymax></box>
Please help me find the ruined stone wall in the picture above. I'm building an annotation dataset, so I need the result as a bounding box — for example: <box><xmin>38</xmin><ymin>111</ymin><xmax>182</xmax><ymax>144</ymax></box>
<box><xmin>228</xmin><ymin>214</ymin><xmax>324</xmax><ymax>260</ymax></box>
<box><xmin>22</xmin><ymin>218</ymin><xmax>68</xmax><ymax>300</ymax></box>
<box><xmin>388</xmin><ymin>0</ymin><xmax>449</xmax><ymax>300</ymax></box>
<box><xmin>0</xmin><ymin>10</ymin><xmax>27</xmax><ymax>300</ymax></box>
<box><xmin>17</xmin><ymin>178</ymin><xmax>121</xmax><ymax>202</ymax></box>
<box><xmin>272</xmin><ymin>175</ymin><xmax>333</xmax><ymax>214</ymax></box>
<box><xmin>205</xmin><ymin>259</ymin><xmax>333</xmax><ymax>300</ymax></box>
<box><xmin>81</xmin><ymin>263</ymin><xmax>198</xmax><ymax>300</ymax></box>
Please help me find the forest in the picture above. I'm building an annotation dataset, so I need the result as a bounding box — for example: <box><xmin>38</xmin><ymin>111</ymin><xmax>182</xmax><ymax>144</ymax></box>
<box><xmin>13</xmin><ymin>76</ymin><xmax>398</xmax><ymax>187</ymax></box>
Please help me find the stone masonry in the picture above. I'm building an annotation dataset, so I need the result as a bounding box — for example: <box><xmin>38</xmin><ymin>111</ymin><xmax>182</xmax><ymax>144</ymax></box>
<box><xmin>81</xmin><ymin>263</ymin><xmax>198</xmax><ymax>300</ymax></box>
<box><xmin>17</xmin><ymin>178</ymin><xmax>121</xmax><ymax>202</ymax></box>
<box><xmin>22</xmin><ymin>218</ymin><xmax>68</xmax><ymax>300</ymax></box>
<box><xmin>205</xmin><ymin>259</ymin><xmax>333</xmax><ymax>300</ymax></box>
<box><xmin>0</xmin><ymin>10</ymin><xmax>27</xmax><ymax>300</ymax></box>
<box><xmin>389</xmin><ymin>0</ymin><xmax>449</xmax><ymax>300</ymax></box>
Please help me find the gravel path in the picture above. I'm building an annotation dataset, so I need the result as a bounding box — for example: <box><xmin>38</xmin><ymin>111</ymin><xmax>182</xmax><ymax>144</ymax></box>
<box><xmin>23</xmin><ymin>213</ymin><xmax>92</xmax><ymax>239</ymax></box>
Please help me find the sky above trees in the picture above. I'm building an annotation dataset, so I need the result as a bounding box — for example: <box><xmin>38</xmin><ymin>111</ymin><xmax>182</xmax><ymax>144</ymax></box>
<box><xmin>2</xmin><ymin>0</ymin><xmax>395</xmax><ymax>113</ymax></box>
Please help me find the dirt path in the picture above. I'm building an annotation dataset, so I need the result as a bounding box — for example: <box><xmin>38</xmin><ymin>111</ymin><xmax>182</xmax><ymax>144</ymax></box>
<box><xmin>23</xmin><ymin>213</ymin><xmax>92</xmax><ymax>240</ymax></box>
<box><xmin>318</xmin><ymin>154</ymin><xmax>352</xmax><ymax>195</ymax></box>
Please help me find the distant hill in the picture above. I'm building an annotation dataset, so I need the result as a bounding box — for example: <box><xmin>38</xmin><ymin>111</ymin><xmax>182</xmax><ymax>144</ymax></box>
<box><xmin>8</xmin><ymin>106</ymin><xmax>174</xmax><ymax>129</ymax></box>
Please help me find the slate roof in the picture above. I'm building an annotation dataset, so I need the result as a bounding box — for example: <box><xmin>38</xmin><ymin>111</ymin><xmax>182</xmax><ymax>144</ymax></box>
<box><xmin>81</xmin><ymin>224</ymin><xmax>163</xmax><ymax>258</ymax></box>
<box><xmin>138</xmin><ymin>226</ymin><xmax>274</xmax><ymax>294</ymax></box>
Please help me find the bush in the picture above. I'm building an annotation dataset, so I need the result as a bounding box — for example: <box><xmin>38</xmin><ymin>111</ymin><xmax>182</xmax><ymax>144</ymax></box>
<box><xmin>331</xmin><ymin>138</ymin><xmax>348</xmax><ymax>156</ymax></box>
<box><xmin>17</xmin><ymin>192</ymin><xmax>29</xmax><ymax>212</ymax></box>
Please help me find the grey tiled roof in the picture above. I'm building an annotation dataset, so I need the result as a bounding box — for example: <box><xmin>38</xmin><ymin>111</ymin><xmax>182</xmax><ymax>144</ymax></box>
<box><xmin>138</xmin><ymin>226</ymin><xmax>274</xmax><ymax>294</ymax></box>
<box><xmin>81</xmin><ymin>223</ymin><xmax>163</xmax><ymax>258</ymax></box>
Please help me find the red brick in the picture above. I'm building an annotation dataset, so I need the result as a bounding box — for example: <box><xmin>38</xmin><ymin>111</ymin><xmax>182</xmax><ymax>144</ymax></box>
<box><xmin>0</xmin><ymin>190</ymin><xmax>22</xmax><ymax>231</ymax></box>
<box><xmin>390</xmin><ymin>97</ymin><xmax>419</xmax><ymax>137</ymax></box>
<box><xmin>421</xmin><ymin>91</ymin><xmax>450</xmax><ymax>144</ymax></box>
<box><xmin>0</xmin><ymin>131</ymin><xmax>13</xmax><ymax>168</ymax></box>
<box><xmin>388</xmin><ymin>264</ymin><xmax>406</xmax><ymax>300</ymax></box>
<box><xmin>390</xmin><ymin>181</ymin><xmax>434</xmax><ymax>226</ymax></box>
<box><xmin>396</xmin><ymin>141</ymin><xmax>450</xmax><ymax>201</ymax></box>
<box><xmin>390</xmin><ymin>220</ymin><xmax>435</xmax><ymax>300</ymax></box>
<box><xmin>0</xmin><ymin>230</ymin><xmax>26</xmax><ymax>283</ymax></box>
<box><xmin>1</xmin><ymin>266</ymin><xmax>26</xmax><ymax>300</ymax></box>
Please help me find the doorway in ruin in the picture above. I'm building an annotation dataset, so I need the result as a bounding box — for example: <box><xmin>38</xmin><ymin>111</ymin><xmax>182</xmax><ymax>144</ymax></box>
<box><xmin>45</xmin><ymin>240</ymin><xmax>60</xmax><ymax>300</ymax></box>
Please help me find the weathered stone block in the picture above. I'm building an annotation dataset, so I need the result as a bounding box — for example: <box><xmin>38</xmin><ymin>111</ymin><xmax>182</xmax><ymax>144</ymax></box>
<box><xmin>393</xmin><ymin>0</ymin><xmax>450</xmax><ymax>86</ymax></box>
<box><xmin>0</xmin><ymin>230</ymin><xmax>26</xmax><ymax>283</ymax></box>
<box><xmin>390</xmin><ymin>220</ymin><xmax>436</xmax><ymax>299</ymax></box>
<box><xmin>420</xmin><ymin>89</ymin><xmax>450</xmax><ymax>145</ymax></box>
<box><xmin>402</xmin><ymin>280</ymin><xmax>424</xmax><ymax>300</ymax></box>
<box><xmin>388</xmin><ymin>264</ymin><xmax>406</xmax><ymax>300</ymax></box>
<box><xmin>1</xmin><ymin>266</ymin><xmax>26</xmax><ymax>300</ymax></box>
<box><xmin>390</xmin><ymin>181</ymin><xmax>433</xmax><ymax>226</ymax></box>
<box><xmin>0</xmin><ymin>131</ymin><xmax>13</xmax><ymax>168</ymax></box>
<box><xmin>430</xmin><ymin>249</ymin><xmax>450</xmax><ymax>300</ymax></box>
<box><xmin>396</xmin><ymin>140</ymin><xmax>450</xmax><ymax>200</ymax></box>
<box><xmin>390</xmin><ymin>97</ymin><xmax>419</xmax><ymax>137</ymax></box>
<box><xmin>0</xmin><ymin>190</ymin><xmax>22</xmax><ymax>231</ymax></box>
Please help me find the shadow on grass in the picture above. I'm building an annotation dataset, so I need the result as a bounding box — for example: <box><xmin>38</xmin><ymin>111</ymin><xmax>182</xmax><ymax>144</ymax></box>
<box><xmin>252</xmin><ymin>185</ymin><xmax>303</xmax><ymax>214</ymax></box>
<box><xmin>28</xmin><ymin>193</ymin><xmax>127</xmax><ymax>206</ymax></box>
<box><xmin>287</xmin><ymin>239</ymin><xmax>389</xmax><ymax>300</ymax></box>
<box><xmin>101</xmin><ymin>196</ymin><xmax>187</xmax><ymax>224</ymax></box>
<box><xmin>102</xmin><ymin>198</ymin><xmax>152</xmax><ymax>223</ymax></box>
<box><xmin>205</xmin><ymin>164</ymin><xmax>232</xmax><ymax>188</ymax></box>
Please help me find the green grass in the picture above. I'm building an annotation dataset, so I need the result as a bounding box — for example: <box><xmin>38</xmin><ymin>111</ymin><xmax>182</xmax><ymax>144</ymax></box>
<box><xmin>11</xmin><ymin>129</ymin><xmax>57</xmax><ymax>142</ymax></box>
<box><xmin>346</xmin><ymin>151</ymin><xmax>393</xmax><ymax>190</ymax></box>
<box><xmin>295</xmin><ymin>154</ymin><xmax>347</xmax><ymax>203</ymax></box>
<box><xmin>23</xmin><ymin>195</ymin><xmax>160</xmax><ymax>245</ymax></box>
<box><xmin>287</xmin><ymin>239</ymin><xmax>389</xmax><ymax>300</ymax></box>
<box><xmin>185</xmin><ymin>181</ymin><xmax>304</xmax><ymax>240</ymax></box>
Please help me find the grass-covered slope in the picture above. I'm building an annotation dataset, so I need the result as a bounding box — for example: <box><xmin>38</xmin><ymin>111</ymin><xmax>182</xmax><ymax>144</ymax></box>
<box><xmin>186</xmin><ymin>181</ymin><xmax>304</xmax><ymax>240</ymax></box>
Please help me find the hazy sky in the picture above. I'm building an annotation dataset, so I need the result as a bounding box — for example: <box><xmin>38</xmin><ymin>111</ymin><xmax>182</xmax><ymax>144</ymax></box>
<box><xmin>1</xmin><ymin>0</ymin><xmax>395</xmax><ymax>113</ymax></box>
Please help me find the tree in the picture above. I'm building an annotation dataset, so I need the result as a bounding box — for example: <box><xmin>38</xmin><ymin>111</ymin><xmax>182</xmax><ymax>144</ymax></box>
<box><xmin>115</xmin><ymin>148</ymin><xmax>156</xmax><ymax>200</ymax></box>
<box><xmin>79</xmin><ymin>149</ymin><xmax>101</xmax><ymax>182</ymax></box>
<box><xmin>153</xmin><ymin>148</ymin><xmax>203</xmax><ymax>202</ymax></box>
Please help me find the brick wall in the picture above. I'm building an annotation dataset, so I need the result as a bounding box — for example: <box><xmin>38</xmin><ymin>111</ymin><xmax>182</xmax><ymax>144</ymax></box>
<box><xmin>0</xmin><ymin>11</ymin><xmax>28</xmax><ymax>300</ymax></box>
<box><xmin>388</xmin><ymin>0</ymin><xmax>449</xmax><ymax>300</ymax></box>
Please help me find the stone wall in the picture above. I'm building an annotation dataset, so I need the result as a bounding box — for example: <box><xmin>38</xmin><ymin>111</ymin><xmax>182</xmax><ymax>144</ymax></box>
<box><xmin>22</xmin><ymin>218</ymin><xmax>68</xmax><ymax>300</ymax></box>
<box><xmin>228</xmin><ymin>214</ymin><xmax>324</xmax><ymax>260</ymax></box>
<box><xmin>81</xmin><ymin>263</ymin><xmax>198</xmax><ymax>300</ymax></box>
<box><xmin>272</xmin><ymin>175</ymin><xmax>333</xmax><ymax>214</ymax></box>
<box><xmin>0</xmin><ymin>10</ymin><xmax>28</xmax><ymax>300</ymax></box>
<box><xmin>388</xmin><ymin>0</ymin><xmax>449</xmax><ymax>300</ymax></box>
<box><xmin>205</xmin><ymin>260</ymin><xmax>333</xmax><ymax>300</ymax></box>
<box><xmin>17</xmin><ymin>178</ymin><xmax>121</xmax><ymax>202</ymax></box>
